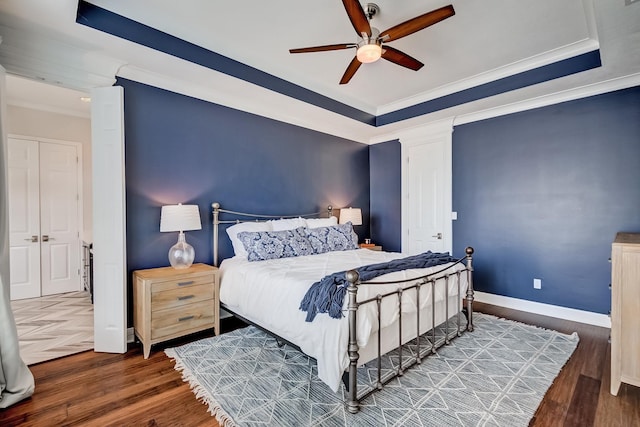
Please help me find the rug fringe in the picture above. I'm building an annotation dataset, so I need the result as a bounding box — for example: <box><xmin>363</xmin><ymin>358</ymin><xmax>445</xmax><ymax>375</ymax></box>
<box><xmin>165</xmin><ymin>349</ymin><xmax>237</xmax><ymax>427</ymax></box>
<box><xmin>480</xmin><ymin>313</ymin><xmax>580</xmax><ymax>341</ymax></box>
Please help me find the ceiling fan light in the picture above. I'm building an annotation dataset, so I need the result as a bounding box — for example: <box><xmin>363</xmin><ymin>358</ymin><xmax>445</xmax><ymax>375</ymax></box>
<box><xmin>357</xmin><ymin>44</ymin><xmax>382</xmax><ymax>63</ymax></box>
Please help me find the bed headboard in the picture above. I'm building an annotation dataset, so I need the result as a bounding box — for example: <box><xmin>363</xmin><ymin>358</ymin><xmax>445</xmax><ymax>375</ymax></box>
<box><xmin>211</xmin><ymin>202</ymin><xmax>334</xmax><ymax>266</ymax></box>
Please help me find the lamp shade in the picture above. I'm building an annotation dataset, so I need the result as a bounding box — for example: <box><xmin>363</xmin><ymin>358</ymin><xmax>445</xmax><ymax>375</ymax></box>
<box><xmin>160</xmin><ymin>204</ymin><xmax>202</xmax><ymax>232</ymax></box>
<box><xmin>339</xmin><ymin>207</ymin><xmax>362</xmax><ymax>226</ymax></box>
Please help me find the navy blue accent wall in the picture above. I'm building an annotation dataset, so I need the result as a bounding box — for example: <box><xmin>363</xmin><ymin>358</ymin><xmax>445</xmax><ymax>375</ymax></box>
<box><xmin>453</xmin><ymin>85</ymin><xmax>640</xmax><ymax>314</ymax></box>
<box><xmin>76</xmin><ymin>1</ymin><xmax>375</xmax><ymax>126</ymax></box>
<box><xmin>369</xmin><ymin>140</ymin><xmax>402</xmax><ymax>252</ymax></box>
<box><xmin>377</xmin><ymin>50</ymin><xmax>602</xmax><ymax>126</ymax></box>
<box><xmin>119</xmin><ymin>77</ymin><xmax>370</xmax><ymax>321</ymax></box>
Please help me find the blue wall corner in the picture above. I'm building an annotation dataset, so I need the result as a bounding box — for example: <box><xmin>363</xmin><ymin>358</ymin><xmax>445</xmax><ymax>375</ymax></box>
<box><xmin>369</xmin><ymin>140</ymin><xmax>402</xmax><ymax>252</ymax></box>
<box><xmin>452</xmin><ymin>85</ymin><xmax>640</xmax><ymax>314</ymax></box>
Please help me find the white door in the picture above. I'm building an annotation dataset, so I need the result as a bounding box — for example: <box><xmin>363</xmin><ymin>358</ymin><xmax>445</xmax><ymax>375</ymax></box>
<box><xmin>8</xmin><ymin>138</ymin><xmax>81</xmax><ymax>300</ymax></box>
<box><xmin>8</xmin><ymin>138</ymin><xmax>40</xmax><ymax>299</ymax></box>
<box><xmin>91</xmin><ymin>85</ymin><xmax>127</xmax><ymax>353</ymax></box>
<box><xmin>401</xmin><ymin>121</ymin><xmax>453</xmax><ymax>255</ymax></box>
<box><xmin>406</xmin><ymin>142</ymin><xmax>447</xmax><ymax>253</ymax></box>
<box><xmin>40</xmin><ymin>142</ymin><xmax>80</xmax><ymax>295</ymax></box>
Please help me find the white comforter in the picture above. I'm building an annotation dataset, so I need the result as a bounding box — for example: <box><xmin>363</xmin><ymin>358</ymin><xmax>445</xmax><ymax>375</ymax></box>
<box><xmin>219</xmin><ymin>249</ymin><xmax>467</xmax><ymax>391</ymax></box>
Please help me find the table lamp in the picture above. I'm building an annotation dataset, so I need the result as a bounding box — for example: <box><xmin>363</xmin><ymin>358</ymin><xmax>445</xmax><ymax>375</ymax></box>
<box><xmin>160</xmin><ymin>203</ymin><xmax>201</xmax><ymax>269</ymax></box>
<box><xmin>339</xmin><ymin>207</ymin><xmax>362</xmax><ymax>226</ymax></box>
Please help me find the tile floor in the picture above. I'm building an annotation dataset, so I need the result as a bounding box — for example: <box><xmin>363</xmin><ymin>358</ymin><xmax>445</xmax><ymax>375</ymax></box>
<box><xmin>11</xmin><ymin>291</ymin><xmax>94</xmax><ymax>365</ymax></box>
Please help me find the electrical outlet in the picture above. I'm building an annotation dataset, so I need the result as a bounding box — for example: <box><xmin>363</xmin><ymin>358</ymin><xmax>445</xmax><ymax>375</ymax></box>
<box><xmin>533</xmin><ymin>278</ymin><xmax>542</xmax><ymax>289</ymax></box>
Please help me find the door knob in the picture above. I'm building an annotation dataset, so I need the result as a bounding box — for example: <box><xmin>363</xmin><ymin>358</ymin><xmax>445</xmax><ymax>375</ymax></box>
<box><xmin>42</xmin><ymin>235</ymin><xmax>55</xmax><ymax>242</ymax></box>
<box><xmin>432</xmin><ymin>232</ymin><xmax>443</xmax><ymax>240</ymax></box>
<box><xmin>24</xmin><ymin>235</ymin><xmax>38</xmax><ymax>242</ymax></box>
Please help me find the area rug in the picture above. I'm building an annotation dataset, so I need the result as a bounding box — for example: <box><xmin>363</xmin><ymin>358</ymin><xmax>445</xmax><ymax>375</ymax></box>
<box><xmin>165</xmin><ymin>313</ymin><xmax>579</xmax><ymax>427</ymax></box>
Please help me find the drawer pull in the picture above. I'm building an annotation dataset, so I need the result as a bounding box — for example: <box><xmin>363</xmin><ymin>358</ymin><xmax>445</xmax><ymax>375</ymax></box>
<box><xmin>177</xmin><ymin>280</ymin><xmax>195</xmax><ymax>286</ymax></box>
<box><xmin>178</xmin><ymin>315</ymin><xmax>195</xmax><ymax>322</ymax></box>
<box><xmin>177</xmin><ymin>295</ymin><xmax>195</xmax><ymax>301</ymax></box>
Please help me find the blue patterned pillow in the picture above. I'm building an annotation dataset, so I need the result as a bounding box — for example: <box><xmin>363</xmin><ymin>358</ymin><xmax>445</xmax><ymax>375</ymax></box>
<box><xmin>237</xmin><ymin>227</ymin><xmax>314</xmax><ymax>262</ymax></box>
<box><xmin>305</xmin><ymin>222</ymin><xmax>359</xmax><ymax>254</ymax></box>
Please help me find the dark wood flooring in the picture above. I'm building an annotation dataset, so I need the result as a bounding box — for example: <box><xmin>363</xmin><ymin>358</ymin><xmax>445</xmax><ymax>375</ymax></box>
<box><xmin>2</xmin><ymin>304</ymin><xmax>639</xmax><ymax>426</ymax></box>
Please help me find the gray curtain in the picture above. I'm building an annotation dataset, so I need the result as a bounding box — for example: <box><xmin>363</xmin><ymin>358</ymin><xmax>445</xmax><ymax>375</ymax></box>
<box><xmin>0</xmin><ymin>65</ymin><xmax>34</xmax><ymax>408</ymax></box>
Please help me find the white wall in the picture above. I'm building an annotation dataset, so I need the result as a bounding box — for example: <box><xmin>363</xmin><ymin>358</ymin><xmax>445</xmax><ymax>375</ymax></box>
<box><xmin>6</xmin><ymin>105</ymin><xmax>92</xmax><ymax>242</ymax></box>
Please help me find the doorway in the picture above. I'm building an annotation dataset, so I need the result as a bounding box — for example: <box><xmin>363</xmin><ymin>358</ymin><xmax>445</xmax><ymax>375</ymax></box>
<box><xmin>5</xmin><ymin>74</ymin><xmax>94</xmax><ymax>364</ymax></box>
<box><xmin>400</xmin><ymin>120</ymin><xmax>454</xmax><ymax>255</ymax></box>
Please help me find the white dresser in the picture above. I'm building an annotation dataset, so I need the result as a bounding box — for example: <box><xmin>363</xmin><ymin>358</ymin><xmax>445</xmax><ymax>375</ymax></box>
<box><xmin>610</xmin><ymin>232</ymin><xmax>640</xmax><ymax>395</ymax></box>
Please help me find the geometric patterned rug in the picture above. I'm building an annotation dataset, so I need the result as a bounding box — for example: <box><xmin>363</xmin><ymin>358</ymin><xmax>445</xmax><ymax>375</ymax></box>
<box><xmin>166</xmin><ymin>313</ymin><xmax>579</xmax><ymax>427</ymax></box>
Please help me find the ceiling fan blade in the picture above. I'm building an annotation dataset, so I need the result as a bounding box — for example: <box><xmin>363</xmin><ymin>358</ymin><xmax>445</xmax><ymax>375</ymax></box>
<box><xmin>339</xmin><ymin>57</ymin><xmax>362</xmax><ymax>84</ymax></box>
<box><xmin>342</xmin><ymin>0</ymin><xmax>371</xmax><ymax>37</ymax></box>
<box><xmin>379</xmin><ymin>5</ymin><xmax>455</xmax><ymax>42</ymax></box>
<box><xmin>381</xmin><ymin>46</ymin><xmax>424</xmax><ymax>71</ymax></box>
<box><xmin>289</xmin><ymin>43</ymin><xmax>355</xmax><ymax>54</ymax></box>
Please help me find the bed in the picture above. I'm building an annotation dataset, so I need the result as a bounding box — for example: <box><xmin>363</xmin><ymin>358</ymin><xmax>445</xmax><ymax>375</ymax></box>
<box><xmin>212</xmin><ymin>202</ymin><xmax>475</xmax><ymax>414</ymax></box>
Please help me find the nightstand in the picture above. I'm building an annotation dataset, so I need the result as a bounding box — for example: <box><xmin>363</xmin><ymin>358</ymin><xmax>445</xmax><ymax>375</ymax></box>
<box><xmin>360</xmin><ymin>244</ymin><xmax>382</xmax><ymax>251</ymax></box>
<box><xmin>133</xmin><ymin>263</ymin><xmax>219</xmax><ymax>358</ymax></box>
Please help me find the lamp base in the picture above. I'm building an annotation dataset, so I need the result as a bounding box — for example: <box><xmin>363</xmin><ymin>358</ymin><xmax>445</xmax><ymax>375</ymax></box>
<box><xmin>168</xmin><ymin>232</ymin><xmax>195</xmax><ymax>269</ymax></box>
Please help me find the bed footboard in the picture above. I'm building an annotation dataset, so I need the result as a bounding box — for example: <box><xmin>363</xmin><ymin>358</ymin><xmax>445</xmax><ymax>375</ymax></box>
<box><xmin>345</xmin><ymin>247</ymin><xmax>475</xmax><ymax>414</ymax></box>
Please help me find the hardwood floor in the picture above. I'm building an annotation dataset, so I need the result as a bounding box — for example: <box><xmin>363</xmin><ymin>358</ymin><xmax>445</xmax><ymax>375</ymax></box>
<box><xmin>475</xmin><ymin>303</ymin><xmax>640</xmax><ymax>427</ymax></box>
<box><xmin>2</xmin><ymin>305</ymin><xmax>639</xmax><ymax>426</ymax></box>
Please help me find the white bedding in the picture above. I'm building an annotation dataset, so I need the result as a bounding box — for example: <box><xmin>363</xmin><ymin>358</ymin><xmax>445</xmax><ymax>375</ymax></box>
<box><xmin>219</xmin><ymin>248</ymin><xmax>468</xmax><ymax>391</ymax></box>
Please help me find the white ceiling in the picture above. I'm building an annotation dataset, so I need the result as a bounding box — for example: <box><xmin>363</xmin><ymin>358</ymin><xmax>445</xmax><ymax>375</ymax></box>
<box><xmin>82</xmin><ymin>0</ymin><xmax>596</xmax><ymax>113</ymax></box>
<box><xmin>1</xmin><ymin>0</ymin><xmax>639</xmax><ymax>142</ymax></box>
<box><xmin>6</xmin><ymin>74</ymin><xmax>90</xmax><ymax>118</ymax></box>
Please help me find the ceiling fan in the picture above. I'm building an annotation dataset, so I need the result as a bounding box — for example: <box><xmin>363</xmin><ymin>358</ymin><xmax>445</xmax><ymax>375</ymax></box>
<box><xmin>289</xmin><ymin>1</ymin><xmax>455</xmax><ymax>84</ymax></box>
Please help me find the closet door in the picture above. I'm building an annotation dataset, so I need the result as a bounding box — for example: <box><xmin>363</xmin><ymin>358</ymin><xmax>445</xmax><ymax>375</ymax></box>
<box><xmin>39</xmin><ymin>142</ymin><xmax>80</xmax><ymax>296</ymax></box>
<box><xmin>8</xmin><ymin>138</ymin><xmax>81</xmax><ymax>299</ymax></box>
<box><xmin>8</xmin><ymin>137</ymin><xmax>41</xmax><ymax>300</ymax></box>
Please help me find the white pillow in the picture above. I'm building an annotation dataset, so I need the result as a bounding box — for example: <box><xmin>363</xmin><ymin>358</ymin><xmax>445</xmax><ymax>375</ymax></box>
<box><xmin>268</xmin><ymin>217</ymin><xmax>307</xmax><ymax>231</ymax></box>
<box><xmin>226</xmin><ymin>222</ymin><xmax>272</xmax><ymax>257</ymax></box>
<box><xmin>305</xmin><ymin>216</ymin><xmax>338</xmax><ymax>229</ymax></box>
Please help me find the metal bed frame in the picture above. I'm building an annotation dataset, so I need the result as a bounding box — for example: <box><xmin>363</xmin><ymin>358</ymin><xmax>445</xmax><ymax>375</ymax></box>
<box><xmin>212</xmin><ymin>202</ymin><xmax>475</xmax><ymax>414</ymax></box>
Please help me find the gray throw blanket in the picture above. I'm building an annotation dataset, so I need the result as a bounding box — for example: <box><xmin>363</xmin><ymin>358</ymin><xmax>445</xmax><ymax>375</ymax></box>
<box><xmin>299</xmin><ymin>251</ymin><xmax>455</xmax><ymax>322</ymax></box>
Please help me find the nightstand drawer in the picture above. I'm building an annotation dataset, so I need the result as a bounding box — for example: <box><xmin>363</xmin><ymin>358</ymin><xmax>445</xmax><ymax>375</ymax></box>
<box><xmin>152</xmin><ymin>283</ymin><xmax>214</xmax><ymax>312</ymax></box>
<box><xmin>151</xmin><ymin>275</ymin><xmax>213</xmax><ymax>293</ymax></box>
<box><xmin>151</xmin><ymin>300</ymin><xmax>214</xmax><ymax>340</ymax></box>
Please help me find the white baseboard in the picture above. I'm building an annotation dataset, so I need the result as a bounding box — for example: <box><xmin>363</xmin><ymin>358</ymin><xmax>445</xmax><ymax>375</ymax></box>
<box><xmin>474</xmin><ymin>291</ymin><xmax>611</xmax><ymax>328</ymax></box>
<box><xmin>127</xmin><ymin>327</ymin><xmax>135</xmax><ymax>344</ymax></box>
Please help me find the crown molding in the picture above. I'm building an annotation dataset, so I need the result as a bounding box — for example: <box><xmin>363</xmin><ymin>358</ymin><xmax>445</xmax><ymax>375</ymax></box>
<box><xmin>396</xmin><ymin>118</ymin><xmax>454</xmax><ymax>146</ymax></box>
<box><xmin>376</xmin><ymin>0</ymin><xmax>600</xmax><ymax>117</ymax></box>
<box><xmin>117</xmin><ymin>64</ymin><xmax>375</xmax><ymax>144</ymax></box>
<box><xmin>376</xmin><ymin>39</ymin><xmax>600</xmax><ymax>117</ymax></box>
<box><xmin>453</xmin><ymin>72</ymin><xmax>640</xmax><ymax>126</ymax></box>
<box><xmin>368</xmin><ymin>72</ymin><xmax>640</xmax><ymax>145</ymax></box>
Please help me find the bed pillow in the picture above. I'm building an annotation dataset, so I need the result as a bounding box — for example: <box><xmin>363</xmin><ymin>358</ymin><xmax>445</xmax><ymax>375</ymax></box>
<box><xmin>305</xmin><ymin>222</ymin><xmax>359</xmax><ymax>254</ymax></box>
<box><xmin>226</xmin><ymin>222</ymin><xmax>272</xmax><ymax>258</ymax></box>
<box><xmin>268</xmin><ymin>217</ymin><xmax>307</xmax><ymax>231</ymax></box>
<box><xmin>237</xmin><ymin>227</ymin><xmax>314</xmax><ymax>261</ymax></box>
<box><xmin>305</xmin><ymin>216</ymin><xmax>338</xmax><ymax>229</ymax></box>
